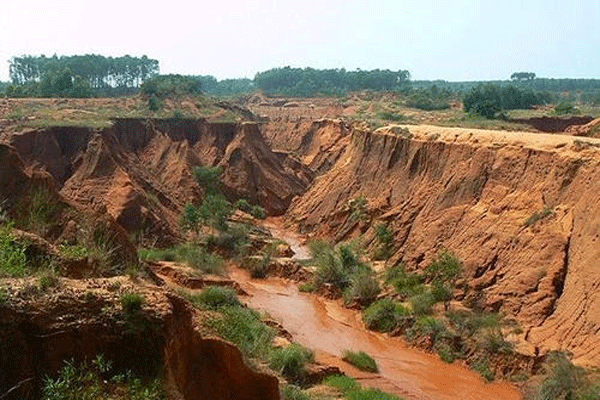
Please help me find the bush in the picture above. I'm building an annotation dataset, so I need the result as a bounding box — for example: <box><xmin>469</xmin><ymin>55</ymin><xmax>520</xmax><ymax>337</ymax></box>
<box><xmin>298</xmin><ymin>282</ymin><xmax>316</xmax><ymax>293</ymax></box>
<box><xmin>363</xmin><ymin>299</ymin><xmax>409</xmax><ymax>332</ymax></box>
<box><xmin>208</xmin><ymin>306</ymin><xmax>275</xmax><ymax>359</ymax></box>
<box><xmin>342</xmin><ymin>350</ymin><xmax>378</xmax><ymax>372</ymax></box>
<box><xmin>269</xmin><ymin>343</ymin><xmax>314</xmax><ymax>383</ymax></box>
<box><xmin>141</xmin><ymin>74</ymin><xmax>202</xmax><ymax>98</ymax></box>
<box><xmin>250</xmin><ymin>205</ymin><xmax>267</xmax><ymax>220</ymax></box>
<box><xmin>199</xmin><ymin>194</ymin><xmax>233</xmax><ymax>232</ymax></box>
<box><xmin>191</xmin><ymin>286</ymin><xmax>241</xmax><ymax>310</ymax></box>
<box><xmin>554</xmin><ymin>102</ymin><xmax>579</xmax><ymax>115</ymax></box>
<box><xmin>373</xmin><ymin>222</ymin><xmax>393</xmax><ymax>260</ymax></box>
<box><xmin>344</xmin><ymin>269</ymin><xmax>381</xmax><ymax>306</ymax></box>
<box><xmin>138</xmin><ymin>247</ymin><xmax>178</xmax><ymax>262</ymax></box>
<box><xmin>409</xmin><ymin>292</ymin><xmax>435</xmax><ymax>316</ymax></box>
<box><xmin>27</xmin><ymin>186</ymin><xmax>63</xmax><ymax>234</ymax></box>
<box><xmin>472</xmin><ymin>358</ymin><xmax>495</xmax><ymax>382</ymax></box>
<box><xmin>477</xmin><ymin>328</ymin><xmax>514</xmax><ymax>354</ymax></box>
<box><xmin>425</xmin><ymin>250</ymin><xmax>463</xmax><ymax>285</ymax></box>
<box><xmin>121</xmin><ymin>292</ymin><xmax>145</xmax><ymax>313</ymax></box>
<box><xmin>148</xmin><ymin>94</ymin><xmax>162</xmax><ymax>111</ymax></box>
<box><xmin>391</xmin><ymin>267</ymin><xmax>424</xmax><ymax>298</ymax></box>
<box><xmin>408</xmin><ymin>316</ymin><xmax>449</xmax><ymax>348</ymax></box>
<box><xmin>193</xmin><ymin>165</ymin><xmax>223</xmax><ymax>195</ymax></box>
<box><xmin>234</xmin><ymin>199</ymin><xmax>252</xmax><ymax>213</ymax></box>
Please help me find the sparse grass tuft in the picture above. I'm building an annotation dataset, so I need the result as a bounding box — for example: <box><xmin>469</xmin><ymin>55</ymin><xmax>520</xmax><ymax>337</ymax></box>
<box><xmin>0</xmin><ymin>223</ymin><xmax>28</xmax><ymax>277</ymax></box>
<box><xmin>524</xmin><ymin>206</ymin><xmax>555</xmax><ymax>227</ymax></box>
<box><xmin>342</xmin><ymin>350</ymin><xmax>378</xmax><ymax>372</ymax></box>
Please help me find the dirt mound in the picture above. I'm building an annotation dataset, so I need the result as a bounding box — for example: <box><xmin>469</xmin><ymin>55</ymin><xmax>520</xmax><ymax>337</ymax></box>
<box><xmin>0</xmin><ymin>276</ymin><xmax>279</xmax><ymax>400</ymax></box>
<box><xmin>565</xmin><ymin>118</ymin><xmax>600</xmax><ymax>137</ymax></box>
<box><xmin>8</xmin><ymin>119</ymin><xmax>312</xmax><ymax>245</ymax></box>
<box><xmin>289</xmin><ymin>124</ymin><xmax>600</xmax><ymax>367</ymax></box>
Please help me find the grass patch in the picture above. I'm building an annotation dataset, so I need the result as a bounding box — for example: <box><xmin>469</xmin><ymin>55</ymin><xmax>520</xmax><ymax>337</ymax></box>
<box><xmin>207</xmin><ymin>306</ymin><xmax>275</xmax><ymax>360</ymax></box>
<box><xmin>280</xmin><ymin>384</ymin><xmax>311</xmax><ymax>400</ymax></box>
<box><xmin>298</xmin><ymin>282</ymin><xmax>316</xmax><ymax>293</ymax></box>
<box><xmin>472</xmin><ymin>358</ymin><xmax>495</xmax><ymax>382</ymax></box>
<box><xmin>0</xmin><ymin>224</ymin><xmax>28</xmax><ymax>277</ymax></box>
<box><xmin>325</xmin><ymin>375</ymin><xmax>401</xmax><ymax>400</ymax></box>
<box><xmin>269</xmin><ymin>343</ymin><xmax>314</xmax><ymax>384</ymax></box>
<box><xmin>342</xmin><ymin>350</ymin><xmax>378</xmax><ymax>372</ymax></box>
<box><xmin>186</xmin><ymin>286</ymin><xmax>241</xmax><ymax>310</ymax></box>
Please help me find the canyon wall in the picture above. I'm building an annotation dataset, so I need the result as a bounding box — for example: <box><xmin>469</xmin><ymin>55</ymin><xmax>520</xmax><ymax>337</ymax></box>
<box><xmin>289</xmin><ymin>124</ymin><xmax>600</xmax><ymax>367</ymax></box>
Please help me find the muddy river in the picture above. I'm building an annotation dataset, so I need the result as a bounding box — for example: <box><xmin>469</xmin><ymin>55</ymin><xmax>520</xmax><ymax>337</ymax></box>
<box><xmin>229</xmin><ymin>220</ymin><xmax>522</xmax><ymax>400</ymax></box>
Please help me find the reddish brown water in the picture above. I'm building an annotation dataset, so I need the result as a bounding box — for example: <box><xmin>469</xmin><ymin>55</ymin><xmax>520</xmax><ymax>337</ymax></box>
<box><xmin>230</xmin><ymin>268</ymin><xmax>522</xmax><ymax>400</ymax></box>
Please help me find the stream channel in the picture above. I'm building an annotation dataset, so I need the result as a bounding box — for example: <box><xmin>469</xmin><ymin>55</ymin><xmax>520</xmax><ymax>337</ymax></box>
<box><xmin>229</xmin><ymin>220</ymin><xmax>522</xmax><ymax>400</ymax></box>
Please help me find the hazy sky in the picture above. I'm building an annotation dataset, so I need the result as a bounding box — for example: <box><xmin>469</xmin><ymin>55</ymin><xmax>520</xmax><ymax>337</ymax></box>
<box><xmin>2</xmin><ymin>0</ymin><xmax>599</xmax><ymax>82</ymax></box>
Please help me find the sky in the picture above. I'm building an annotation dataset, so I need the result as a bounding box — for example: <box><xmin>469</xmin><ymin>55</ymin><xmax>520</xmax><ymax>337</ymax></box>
<box><xmin>1</xmin><ymin>0</ymin><xmax>599</xmax><ymax>82</ymax></box>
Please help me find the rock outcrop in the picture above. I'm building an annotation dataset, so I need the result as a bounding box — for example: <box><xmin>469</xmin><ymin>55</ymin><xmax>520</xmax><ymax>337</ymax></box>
<box><xmin>8</xmin><ymin>119</ymin><xmax>313</xmax><ymax>245</ymax></box>
<box><xmin>289</xmin><ymin>124</ymin><xmax>600</xmax><ymax>367</ymax></box>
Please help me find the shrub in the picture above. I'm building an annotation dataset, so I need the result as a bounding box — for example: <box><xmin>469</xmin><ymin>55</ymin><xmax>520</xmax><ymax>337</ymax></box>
<box><xmin>248</xmin><ymin>252</ymin><xmax>271</xmax><ymax>278</ymax></box>
<box><xmin>409</xmin><ymin>292</ymin><xmax>435</xmax><ymax>316</ymax></box>
<box><xmin>408</xmin><ymin>316</ymin><xmax>449</xmax><ymax>347</ymax></box>
<box><xmin>121</xmin><ymin>292</ymin><xmax>145</xmax><ymax>313</ymax></box>
<box><xmin>250</xmin><ymin>205</ymin><xmax>267</xmax><ymax>220</ymax></box>
<box><xmin>363</xmin><ymin>299</ymin><xmax>409</xmax><ymax>332</ymax></box>
<box><xmin>0</xmin><ymin>224</ymin><xmax>27</xmax><ymax>277</ymax></box>
<box><xmin>27</xmin><ymin>186</ymin><xmax>62</xmax><ymax>234</ymax></box>
<box><xmin>348</xmin><ymin>196</ymin><xmax>367</xmax><ymax>223</ymax></box>
<box><xmin>234</xmin><ymin>199</ymin><xmax>252</xmax><ymax>213</ymax></box>
<box><xmin>208</xmin><ymin>306</ymin><xmax>275</xmax><ymax>359</ymax></box>
<box><xmin>199</xmin><ymin>194</ymin><xmax>233</xmax><ymax>232</ymax></box>
<box><xmin>342</xmin><ymin>350</ymin><xmax>378</xmax><ymax>372</ymax></box>
<box><xmin>391</xmin><ymin>267</ymin><xmax>424</xmax><ymax>298</ymax></box>
<box><xmin>477</xmin><ymin>328</ymin><xmax>514</xmax><ymax>354</ymax></box>
<box><xmin>373</xmin><ymin>222</ymin><xmax>393</xmax><ymax>260</ymax></box>
<box><xmin>313</xmin><ymin>245</ymin><xmax>348</xmax><ymax>290</ymax></box>
<box><xmin>425</xmin><ymin>250</ymin><xmax>463</xmax><ymax>285</ymax></box>
<box><xmin>344</xmin><ymin>269</ymin><xmax>381</xmax><ymax>306</ymax></box>
<box><xmin>138</xmin><ymin>247</ymin><xmax>177</xmax><ymax>262</ymax></box>
<box><xmin>269</xmin><ymin>343</ymin><xmax>314</xmax><ymax>383</ymax></box>
<box><xmin>472</xmin><ymin>358</ymin><xmax>495</xmax><ymax>382</ymax></box>
<box><xmin>147</xmin><ymin>94</ymin><xmax>162</xmax><ymax>111</ymax></box>
<box><xmin>554</xmin><ymin>102</ymin><xmax>579</xmax><ymax>115</ymax></box>
<box><xmin>191</xmin><ymin>286</ymin><xmax>241</xmax><ymax>310</ymax></box>
<box><xmin>193</xmin><ymin>165</ymin><xmax>223</xmax><ymax>195</ymax></box>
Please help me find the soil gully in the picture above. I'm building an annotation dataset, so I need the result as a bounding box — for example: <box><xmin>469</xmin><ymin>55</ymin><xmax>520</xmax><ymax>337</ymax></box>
<box><xmin>230</xmin><ymin>221</ymin><xmax>521</xmax><ymax>400</ymax></box>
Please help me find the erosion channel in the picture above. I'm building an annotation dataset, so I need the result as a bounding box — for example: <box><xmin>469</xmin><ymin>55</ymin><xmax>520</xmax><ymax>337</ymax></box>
<box><xmin>230</xmin><ymin>223</ymin><xmax>521</xmax><ymax>400</ymax></box>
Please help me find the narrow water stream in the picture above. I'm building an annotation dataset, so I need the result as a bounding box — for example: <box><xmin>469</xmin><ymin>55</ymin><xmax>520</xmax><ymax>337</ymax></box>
<box><xmin>230</xmin><ymin>219</ymin><xmax>522</xmax><ymax>400</ymax></box>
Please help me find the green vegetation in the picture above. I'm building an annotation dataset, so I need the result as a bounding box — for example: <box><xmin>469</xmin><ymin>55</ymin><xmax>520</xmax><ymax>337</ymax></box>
<box><xmin>42</xmin><ymin>356</ymin><xmax>164</xmax><ymax>400</ymax></box>
<box><xmin>463</xmin><ymin>84</ymin><xmax>549</xmax><ymax>118</ymax></box>
<box><xmin>188</xmin><ymin>286</ymin><xmax>241</xmax><ymax>310</ymax></box>
<box><xmin>325</xmin><ymin>375</ymin><xmax>402</xmax><ymax>400</ymax></box>
<box><xmin>8</xmin><ymin>54</ymin><xmax>159</xmax><ymax>98</ymax></box>
<box><xmin>39</xmin><ymin>273</ymin><xmax>59</xmax><ymax>291</ymax></box>
<box><xmin>27</xmin><ymin>186</ymin><xmax>63</xmax><ymax>235</ymax></box>
<box><xmin>138</xmin><ymin>244</ymin><xmax>224</xmax><ymax>275</ymax></box>
<box><xmin>342</xmin><ymin>350</ymin><xmax>378</xmax><ymax>372</ymax></box>
<box><xmin>309</xmin><ymin>240</ymin><xmax>381</xmax><ymax>306</ymax></box>
<box><xmin>280</xmin><ymin>384</ymin><xmax>311</xmax><ymax>400</ymax></box>
<box><xmin>348</xmin><ymin>196</ymin><xmax>368</xmax><ymax>223</ymax></box>
<box><xmin>207</xmin><ymin>305</ymin><xmax>275</xmax><ymax>360</ymax></box>
<box><xmin>373</xmin><ymin>222</ymin><xmax>394</xmax><ymax>260</ymax></box>
<box><xmin>254</xmin><ymin>67</ymin><xmax>410</xmax><ymax>97</ymax></box>
<box><xmin>0</xmin><ymin>224</ymin><xmax>28</xmax><ymax>277</ymax></box>
<box><xmin>524</xmin><ymin>206</ymin><xmax>555</xmax><ymax>227</ymax></box>
<box><xmin>362</xmin><ymin>298</ymin><xmax>409</xmax><ymax>332</ymax></box>
<box><xmin>554</xmin><ymin>102</ymin><xmax>580</xmax><ymax>115</ymax></box>
<box><xmin>533</xmin><ymin>352</ymin><xmax>600</xmax><ymax>400</ymax></box>
<box><xmin>269</xmin><ymin>343</ymin><xmax>314</xmax><ymax>384</ymax></box>
<box><xmin>121</xmin><ymin>292</ymin><xmax>145</xmax><ymax>313</ymax></box>
<box><xmin>234</xmin><ymin>198</ymin><xmax>267</xmax><ymax>219</ymax></box>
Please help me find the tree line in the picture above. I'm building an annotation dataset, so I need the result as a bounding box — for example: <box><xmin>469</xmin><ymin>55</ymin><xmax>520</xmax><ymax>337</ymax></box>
<box><xmin>253</xmin><ymin>67</ymin><xmax>411</xmax><ymax>96</ymax></box>
<box><xmin>6</xmin><ymin>54</ymin><xmax>159</xmax><ymax>97</ymax></box>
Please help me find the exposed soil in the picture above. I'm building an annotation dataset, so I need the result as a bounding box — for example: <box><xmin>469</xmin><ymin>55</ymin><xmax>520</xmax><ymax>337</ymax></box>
<box><xmin>230</xmin><ymin>267</ymin><xmax>521</xmax><ymax>400</ymax></box>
